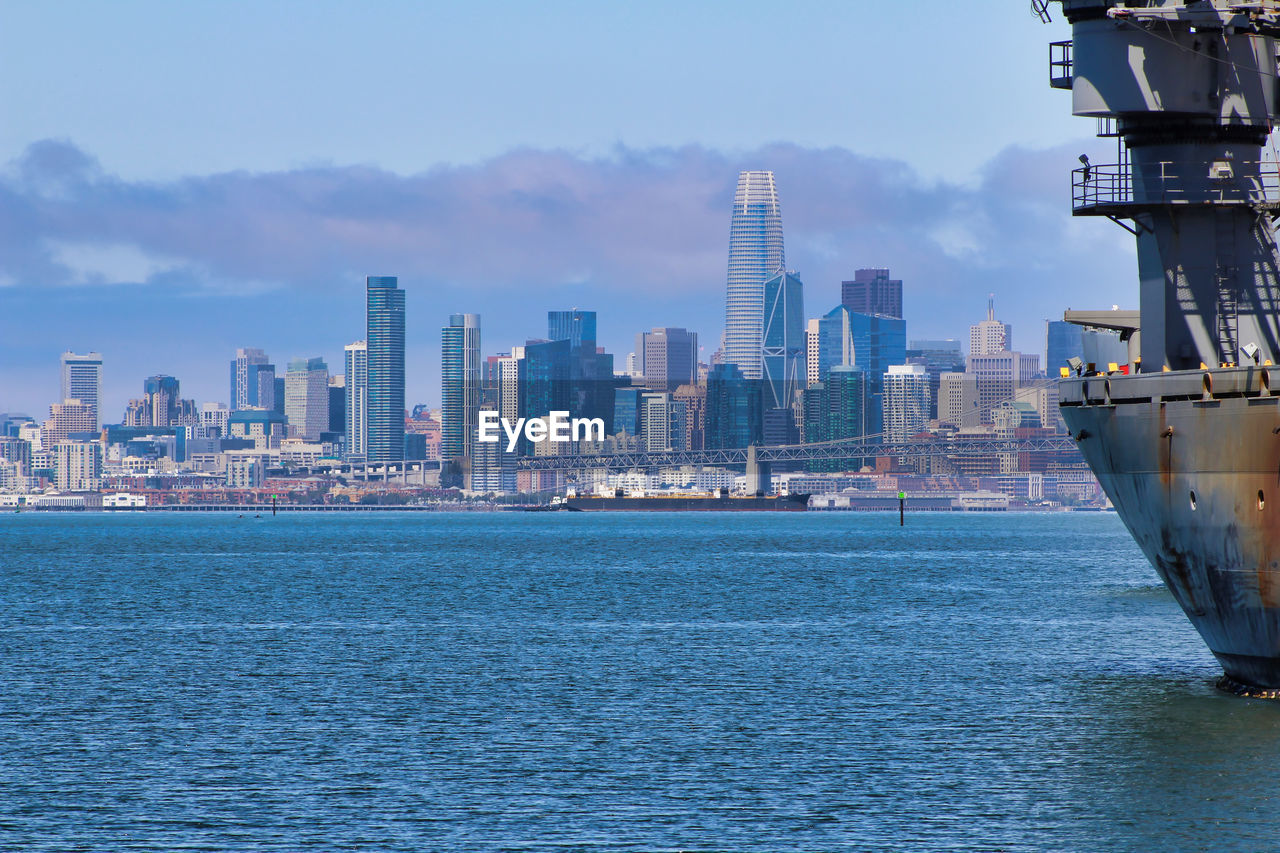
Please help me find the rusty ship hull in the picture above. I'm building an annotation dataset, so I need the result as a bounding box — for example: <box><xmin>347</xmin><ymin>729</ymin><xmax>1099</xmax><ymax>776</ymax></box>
<box><xmin>1062</xmin><ymin>367</ymin><xmax>1280</xmax><ymax>689</ymax></box>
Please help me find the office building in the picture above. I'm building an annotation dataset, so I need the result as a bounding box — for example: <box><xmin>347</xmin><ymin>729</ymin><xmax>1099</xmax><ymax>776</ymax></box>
<box><xmin>42</xmin><ymin>399</ymin><xmax>98</xmax><ymax>448</ymax></box>
<box><xmin>230</xmin><ymin>348</ymin><xmax>275</xmax><ymax>411</ymax></box>
<box><xmin>761</xmin><ymin>270</ymin><xmax>806</xmax><ymax>410</ymax></box>
<box><xmin>636</xmin><ymin>327</ymin><xmax>698</xmax><ymax>392</ymax></box>
<box><xmin>228</xmin><ymin>409</ymin><xmax>289</xmax><ymax>450</ymax></box>
<box><xmin>344</xmin><ymin>341</ymin><xmax>368</xmax><ymax>460</ymax></box>
<box><xmin>327</xmin><ymin>375</ymin><xmax>346</xmax><ymax>445</ymax></box>
<box><xmin>59</xmin><ymin>352</ymin><xmax>103</xmax><ymax>428</ymax></box>
<box><xmin>938</xmin><ymin>372</ymin><xmax>980</xmax><ymax>428</ymax></box>
<box><xmin>285</xmin><ymin>358</ymin><xmax>329</xmax><ymax>441</ymax></box>
<box><xmin>848</xmin><ymin>311</ymin><xmax>906</xmax><ymax>437</ymax></box>
<box><xmin>705</xmin><ymin>363</ymin><xmax>762</xmax><ymax>450</ymax></box>
<box><xmin>841</xmin><ymin>268</ymin><xmax>903</xmax><ymax>319</ymax></box>
<box><xmin>970</xmin><ymin>295</ymin><xmax>1013</xmax><ymax>356</ymax></box>
<box><xmin>144</xmin><ymin>375</ymin><xmax>181</xmax><ymax>427</ymax></box>
<box><xmin>966</xmin><ymin>351</ymin><xmax>1040</xmax><ymax>424</ymax></box>
<box><xmin>906</xmin><ymin>339</ymin><xmax>965</xmax><ymax>420</ymax></box>
<box><xmin>551</xmin><ymin>310</ymin><xmax>614</xmax><ymax>432</ymax></box>
<box><xmin>548</xmin><ymin>310</ymin><xmax>597</xmax><ymax>352</ymax></box>
<box><xmin>883</xmin><ymin>364</ymin><xmax>931</xmax><ymax>442</ymax></box>
<box><xmin>366</xmin><ymin>276</ymin><xmax>406</xmax><ymax>463</ymax></box>
<box><xmin>441</xmin><ymin>313</ymin><xmax>482</xmax><ymax>463</ymax></box>
<box><xmin>807</xmin><ymin>307</ymin><xmax>856</xmax><ymax>387</ymax></box>
<box><xmin>723</xmin><ymin>170</ymin><xmax>784</xmax><ymax>379</ymax></box>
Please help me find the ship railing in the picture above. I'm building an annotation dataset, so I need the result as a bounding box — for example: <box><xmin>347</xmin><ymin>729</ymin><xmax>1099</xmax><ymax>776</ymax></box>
<box><xmin>1049</xmin><ymin>41</ymin><xmax>1073</xmax><ymax>90</ymax></box>
<box><xmin>1073</xmin><ymin>160</ymin><xmax>1280</xmax><ymax>213</ymax></box>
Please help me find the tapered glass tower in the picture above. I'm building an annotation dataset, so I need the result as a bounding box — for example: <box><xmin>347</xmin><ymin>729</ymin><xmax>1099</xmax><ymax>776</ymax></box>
<box><xmin>723</xmin><ymin>170</ymin><xmax>784</xmax><ymax>380</ymax></box>
<box><xmin>366</xmin><ymin>276</ymin><xmax>405</xmax><ymax>462</ymax></box>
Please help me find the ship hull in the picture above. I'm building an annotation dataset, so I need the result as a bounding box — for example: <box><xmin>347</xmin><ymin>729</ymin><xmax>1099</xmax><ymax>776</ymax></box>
<box><xmin>1062</xmin><ymin>368</ymin><xmax>1280</xmax><ymax>690</ymax></box>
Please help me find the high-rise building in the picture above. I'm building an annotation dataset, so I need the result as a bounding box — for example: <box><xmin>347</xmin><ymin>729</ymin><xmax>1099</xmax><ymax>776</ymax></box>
<box><xmin>673</xmin><ymin>384</ymin><xmax>706</xmax><ymax>451</ymax></box>
<box><xmin>441</xmin><ymin>313</ymin><xmax>481</xmax><ymax>463</ymax></box>
<box><xmin>344</xmin><ymin>341</ymin><xmax>368</xmax><ymax>459</ymax></box>
<box><xmin>53</xmin><ymin>441</ymin><xmax>101</xmax><ymax>492</ymax></box>
<box><xmin>802</xmin><ymin>367</ymin><xmax>869</xmax><ymax>471</ymax></box>
<box><xmin>548</xmin><ymin>310</ymin><xmax>597</xmax><ymax>352</ymax></box>
<box><xmin>143</xmin><ymin>375</ymin><xmax>181</xmax><ymax>427</ymax></box>
<box><xmin>970</xmin><ymin>295</ymin><xmax>1013</xmax><ymax>356</ymax></box>
<box><xmin>966</xmin><ymin>351</ymin><xmax>1040</xmax><ymax>424</ymax></box>
<box><xmin>198</xmin><ymin>402</ymin><xmax>231</xmax><ymax>438</ymax></box>
<box><xmin>807</xmin><ymin>306</ymin><xmax>856</xmax><ymax>387</ymax></box>
<box><xmin>906</xmin><ymin>339</ymin><xmax>965</xmax><ymax>421</ymax></box>
<box><xmin>59</xmin><ymin>352</ymin><xmax>103</xmax><ymax>428</ymax></box>
<box><xmin>841</xmin><ymin>269</ymin><xmax>903</xmax><ymax>319</ymax></box>
<box><xmin>847</xmin><ymin>312</ymin><xmax>906</xmax><ymax>437</ymax></box>
<box><xmin>723</xmin><ymin>170</ymin><xmax>784</xmax><ymax>379</ymax></box>
<box><xmin>761</xmin><ymin>270</ymin><xmax>806</xmax><ymax>410</ymax></box>
<box><xmin>640</xmin><ymin>392</ymin><xmax>687</xmax><ymax>452</ymax></box>
<box><xmin>636</xmin><ymin>327</ymin><xmax>698</xmax><ymax>392</ymax></box>
<box><xmin>366</xmin><ymin>276</ymin><xmax>405</xmax><ymax>463</ymax></box>
<box><xmin>938</xmin><ymin>372</ymin><xmax>980</xmax><ymax>428</ymax></box>
<box><xmin>284</xmin><ymin>357</ymin><xmax>329</xmax><ymax>440</ymax></box>
<box><xmin>42</xmin><ymin>400</ymin><xmax>98</xmax><ymax>447</ymax></box>
<box><xmin>230</xmin><ymin>348</ymin><xmax>275</xmax><ymax>411</ymax></box>
<box><xmin>327</xmin><ymin>375</ymin><xmax>346</xmax><ymax>444</ymax></box>
<box><xmin>551</xmin><ymin>310</ymin><xmax>614</xmax><ymax>433</ymax></box>
<box><xmin>469</xmin><ymin>405</ymin><xmax>516</xmax><ymax>493</ymax></box>
<box><xmin>705</xmin><ymin>363</ymin><xmax>762</xmax><ymax>450</ymax></box>
<box><xmin>883</xmin><ymin>364</ymin><xmax>931</xmax><ymax>442</ymax></box>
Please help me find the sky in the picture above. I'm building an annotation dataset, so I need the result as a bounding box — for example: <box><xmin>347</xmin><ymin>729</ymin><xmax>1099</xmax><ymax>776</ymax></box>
<box><xmin>0</xmin><ymin>1</ymin><xmax>1137</xmax><ymax>418</ymax></box>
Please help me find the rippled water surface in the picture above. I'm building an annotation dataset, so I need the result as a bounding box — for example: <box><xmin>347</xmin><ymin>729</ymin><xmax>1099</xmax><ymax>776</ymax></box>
<box><xmin>2</xmin><ymin>511</ymin><xmax>1278</xmax><ymax>851</ymax></box>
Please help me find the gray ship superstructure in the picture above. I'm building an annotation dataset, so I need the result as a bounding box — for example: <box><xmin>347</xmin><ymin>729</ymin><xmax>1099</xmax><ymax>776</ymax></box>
<box><xmin>1047</xmin><ymin>0</ymin><xmax>1280</xmax><ymax>693</ymax></box>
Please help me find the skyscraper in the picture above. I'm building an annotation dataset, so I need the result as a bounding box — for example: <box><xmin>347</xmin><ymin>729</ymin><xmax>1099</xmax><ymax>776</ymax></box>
<box><xmin>847</xmin><ymin>311</ymin><xmax>906</xmax><ymax>437</ymax></box>
<box><xmin>284</xmin><ymin>358</ymin><xmax>329</xmax><ymax>441</ymax></box>
<box><xmin>841</xmin><ymin>269</ymin><xmax>903</xmax><ymax>319</ymax></box>
<box><xmin>723</xmin><ymin>170</ymin><xmax>784</xmax><ymax>379</ymax></box>
<box><xmin>761</xmin><ymin>270</ymin><xmax>806</xmax><ymax>410</ymax></box>
<box><xmin>970</xmin><ymin>295</ymin><xmax>1013</xmax><ymax>356</ymax></box>
<box><xmin>143</xmin><ymin>375</ymin><xmax>181</xmax><ymax>427</ymax></box>
<box><xmin>366</xmin><ymin>276</ymin><xmax>405</xmax><ymax>462</ymax></box>
<box><xmin>548</xmin><ymin>310</ymin><xmax>597</xmax><ymax>352</ymax></box>
<box><xmin>59</xmin><ymin>352</ymin><xmax>102</xmax><ymax>428</ymax></box>
<box><xmin>441</xmin><ymin>313</ymin><xmax>481</xmax><ymax>463</ymax></box>
<box><xmin>344</xmin><ymin>341</ymin><xmax>368</xmax><ymax>460</ymax></box>
<box><xmin>230</xmin><ymin>348</ymin><xmax>275</xmax><ymax>411</ymax></box>
<box><xmin>635</xmin><ymin>327</ymin><xmax>698</xmax><ymax>392</ymax></box>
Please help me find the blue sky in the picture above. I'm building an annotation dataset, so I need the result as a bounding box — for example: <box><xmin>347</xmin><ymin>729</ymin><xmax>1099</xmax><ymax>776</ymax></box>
<box><xmin>0</xmin><ymin>2</ymin><xmax>1133</xmax><ymax>416</ymax></box>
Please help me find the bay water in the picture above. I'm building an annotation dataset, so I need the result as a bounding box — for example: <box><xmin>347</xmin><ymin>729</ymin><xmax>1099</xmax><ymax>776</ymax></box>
<box><xmin>2</xmin><ymin>511</ymin><xmax>1277</xmax><ymax>851</ymax></box>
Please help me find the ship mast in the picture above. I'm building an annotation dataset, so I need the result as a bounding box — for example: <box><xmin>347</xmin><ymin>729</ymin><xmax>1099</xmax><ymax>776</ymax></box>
<box><xmin>1051</xmin><ymin>0</ymin><xmax>1280</xmax><ymax>370</ymax></box>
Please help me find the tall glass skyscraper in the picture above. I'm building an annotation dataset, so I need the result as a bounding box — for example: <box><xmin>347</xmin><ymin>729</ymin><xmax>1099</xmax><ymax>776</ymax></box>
<box><xmin>441</xmin><ymin>313</ymin><xmax>481</xmax><ymax>463</ymax></box>
<box><xmin>761</xmin><ymin>270</ymin><xmax>805</xmax><ymax>409</ymax></box>
<box><xmin>366</xmin><ymin>276</ymin><xmax>405</xmax><ymax>462</ymax></box>
<box><xmin>723</xmin><ymin>170</ymin><xmax>784</xmax><ymax>379</ymax></box>
<box><xmin>547</xmin><ymin>310</ymin><xmax>597</xmax><ymax>352</ymax></box>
